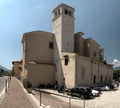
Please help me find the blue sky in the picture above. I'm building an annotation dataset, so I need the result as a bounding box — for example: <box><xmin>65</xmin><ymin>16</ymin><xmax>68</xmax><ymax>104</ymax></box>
<box><xmin>0</xmin><ymin>0</ymin><xmax>120</xmax><ymax>69</ymax></box>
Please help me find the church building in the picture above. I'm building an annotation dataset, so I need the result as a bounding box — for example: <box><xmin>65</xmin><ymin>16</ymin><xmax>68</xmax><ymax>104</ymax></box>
<box><xmin>21</xmin><ymin>3</ymin><xmax>113</xmax><ymax>88</ymax></box>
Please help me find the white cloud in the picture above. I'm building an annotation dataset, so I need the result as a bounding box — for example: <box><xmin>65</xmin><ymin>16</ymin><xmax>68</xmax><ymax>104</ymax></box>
<box><xmin>112</xmin><ymin>59</ymin><xmax>120</xmax><ymax>67</ymax></box>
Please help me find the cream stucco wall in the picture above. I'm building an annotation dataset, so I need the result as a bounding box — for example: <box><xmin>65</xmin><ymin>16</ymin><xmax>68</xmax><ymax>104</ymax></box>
<box><xmin>22</xmin><ymin>31</ymin><xmax>55</xmax><ymax>87</ymax></box>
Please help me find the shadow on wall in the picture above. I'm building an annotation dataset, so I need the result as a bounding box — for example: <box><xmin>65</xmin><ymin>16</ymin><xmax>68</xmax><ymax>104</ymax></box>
<box><xmin>54</xmin><ymin>37</ymin><xmax>65</xmax><ymax>88</ymax></box>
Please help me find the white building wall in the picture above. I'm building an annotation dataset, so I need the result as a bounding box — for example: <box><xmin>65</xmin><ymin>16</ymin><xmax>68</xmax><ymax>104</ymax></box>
<box><xmin>108</xmin><ymin>68</ymin><xmax>113</xmax><ymax>82</ymax></box>
<box><xmin>75</xmin><ymin>56</ymin><xmax>113</xmax><ymax>87</ymax></box>
<box><xmin>55</xmin><ymin>61</ymin><xmax>63</xmax><ymax>86</ymax></box>
<box><xmin>52</xmin><ymin>16</ymin><xmax>62</xmax><ymax>54</ymax></box>
<box><xmin>92</xmin><ymin>62</ymin><xmax>99</xmax><ymax>83</ymax></box>
<box><xmin>76</xmin><ymin>56</ymin><xmax>92</xmax><ymax>86</ymax></box>
<box><xmin>99</xmin><ymin>64</ymin><xmax>109</xmax><ymax>83</ymax></box>
<box><xmin>62</xmin><ymin>53</ymin><xmax>76</xmax><ymax>88</ymax></box>
<box><xmin>61</xmin><ymin>14</ymin><xmax>74</xmax><ymax>52</ymax></box>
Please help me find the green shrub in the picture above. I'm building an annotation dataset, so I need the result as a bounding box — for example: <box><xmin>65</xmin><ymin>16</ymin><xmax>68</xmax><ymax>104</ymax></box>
<box><xmin>22</xmin><ymin>78</ymin><xmax>32</xmax><ymax>89</ymax></box>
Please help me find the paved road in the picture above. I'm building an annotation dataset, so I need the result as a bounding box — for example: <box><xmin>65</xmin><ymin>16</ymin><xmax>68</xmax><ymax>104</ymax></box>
<box><xmin>0</xmin><ymin>77</ymin><xmax>38</xmax><ymax>108</ymax></box>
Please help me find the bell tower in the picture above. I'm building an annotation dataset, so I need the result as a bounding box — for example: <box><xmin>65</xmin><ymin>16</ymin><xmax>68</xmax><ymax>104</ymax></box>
<box><xmin>52</xmin><ymin>4</ymin><xmax>75</xmax><ymax>86</ymax></box>
<box><xmin>52</xmin><ymin>3</ymin><xmax>75</xmax><ymax>53</ymax></box>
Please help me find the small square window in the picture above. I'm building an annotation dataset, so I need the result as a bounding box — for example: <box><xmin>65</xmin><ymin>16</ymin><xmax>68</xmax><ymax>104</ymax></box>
<box><xmin>49</xmin><ymin>42</ymin><xmax>53</xmax><ymax>49</ymax></box>
<box><xmin>64</xmin><ymin>55</ymin><xmax>69</xmax><ymax>65</ymax></box>
<box><xmin>58</xmin><ymin>9</ymin><xmax>60</xmax><ymax>14</ymax></box>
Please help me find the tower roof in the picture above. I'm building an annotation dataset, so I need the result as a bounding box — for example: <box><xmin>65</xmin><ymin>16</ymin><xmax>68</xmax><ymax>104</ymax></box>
<box><xmin>52</xmin><ymin>3</ymin><xmax>75</xmax><ymax>13</ymax></box>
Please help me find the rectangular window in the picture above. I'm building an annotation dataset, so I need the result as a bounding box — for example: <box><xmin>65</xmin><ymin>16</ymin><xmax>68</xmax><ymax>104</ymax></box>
<box><xmin>93</xmin><ymin>75</ymin><xmax>96</xmax><ymax>84</ymax></box>
<box><xmin>55</xmin><ymin>12</ymin><xmax>57</xmax><ymax>16</ymax></box>
<box><xmin>69</xmin><ymin>11</ymin><xmax>72</xmax><ymax>16</ymax></box>
<box><xmin>64</xmin><ymin>55</ymin><xmax>69</xmax><ymax>65</ymax></box>
<box><xmin>101</xmin><ymin>75</ymin><xmax>103</xmax><ymax>83</ymax></box>
<box><xmin>49</xmin><ymin>42</ymin><xmax>53</xmax><ymax>49</ymax></box>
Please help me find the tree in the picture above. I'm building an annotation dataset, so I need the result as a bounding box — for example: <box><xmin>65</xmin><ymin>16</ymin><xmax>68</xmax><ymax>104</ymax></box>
<box><xmin>113</xmin><ymin>70</ymin><xmax>120</xmax><ymax>81</ymax></box>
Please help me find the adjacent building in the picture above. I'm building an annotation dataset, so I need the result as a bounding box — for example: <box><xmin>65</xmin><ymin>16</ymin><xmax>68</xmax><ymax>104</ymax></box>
<box><xmin>12</xmin><ymin>61</ymin><xmax>22</xmax><ymax>76</ymax></box>
<box><xmin>20</xmin><ymin>3</ymin><xmax>113</xmax><ymax>88</ymax></box>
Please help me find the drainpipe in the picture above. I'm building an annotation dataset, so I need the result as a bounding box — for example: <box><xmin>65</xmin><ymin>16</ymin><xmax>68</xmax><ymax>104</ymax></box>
<box><xmin>98</xmin><ymin>62</ymin><xmax>99</xmax><ymax>83</ymax></box>
<box><xmin>108</xmin><ymin>65</ymin><xmax>109</xmax><ymax>82</ymax></box>
<box><xmin>91</xmin><ymin>59</ymin><xmax>93</xmax><ymax>81</ymax></box>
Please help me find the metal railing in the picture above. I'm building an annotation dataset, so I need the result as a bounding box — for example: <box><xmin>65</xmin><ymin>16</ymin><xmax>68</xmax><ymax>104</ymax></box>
<box><xmin>33</xmin><ymin>88</ymin><xmax>120</xmax><ymax>108</ymax></box>
<box><xmin>33</xmin><ymin>89</ymin><xmax>86</xmax><ymax>108</ymax></box>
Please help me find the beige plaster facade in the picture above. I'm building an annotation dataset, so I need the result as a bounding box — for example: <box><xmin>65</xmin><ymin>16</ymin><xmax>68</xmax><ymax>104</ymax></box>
<box><xmin>27</xmin><ymin>63</ymin><xmax>55</xmax><ymax>87</ymax></box>
<box><xmin>12</xmin><ymin>61</ymin><xmax>22</xmax><ymax>76</ymax></box>
<box><xmin>20</xmin><ymin>3</ymin><xmax>113</xmax><ymax>88</ymax></box>
<box><xmin>75</xmin><ymin>56</ymin><xmax>113</xmax><ymax>87</ymax></box>
<box><xmin>22</xmin><ymin>31</ymin><xmax>56</xmax><ymax>87</ymax></box>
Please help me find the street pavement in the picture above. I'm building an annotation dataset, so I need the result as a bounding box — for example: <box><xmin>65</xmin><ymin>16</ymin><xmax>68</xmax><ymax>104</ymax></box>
<box><xmin>0</xmin><ymin>77</ymin><xmax>39</xmax><ymax>108</ymax></box>
<box><xmin>0</xmin><ymin>76</ymin><xmax>82</xmax><ymax>108</ymax></box>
